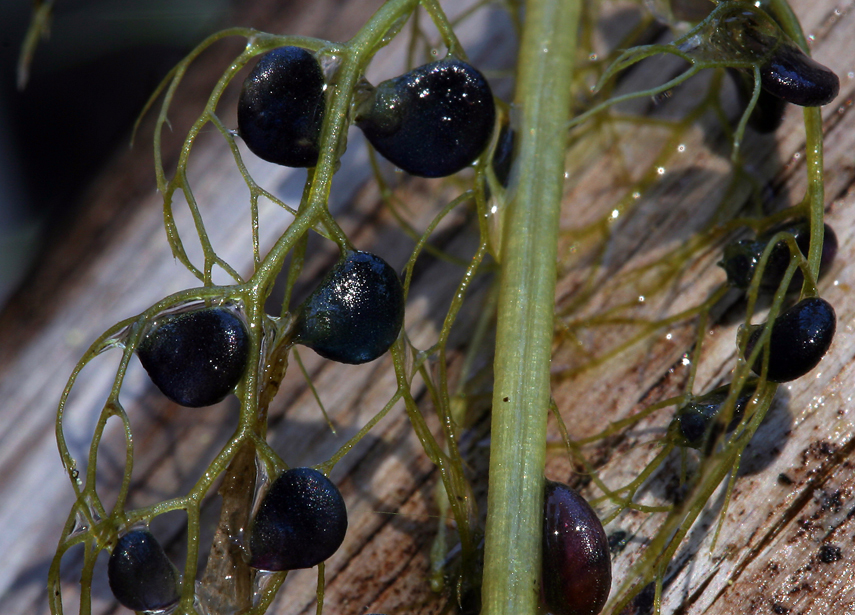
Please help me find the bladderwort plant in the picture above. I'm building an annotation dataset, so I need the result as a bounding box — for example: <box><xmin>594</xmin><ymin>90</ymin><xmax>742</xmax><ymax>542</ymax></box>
<box><xmin>21</xmin><ymin>0</ymin><xmax>839</xmax><ymax>613</ymax></box>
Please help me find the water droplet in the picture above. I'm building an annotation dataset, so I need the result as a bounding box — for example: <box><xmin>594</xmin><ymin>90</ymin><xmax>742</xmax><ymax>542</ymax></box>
<box><xmin>69</xmin><ymin>510</ymin><xmax>90</xmax><ymax>539</ymax></box>
<box><xmin>657</xmin><ymin>167</ymin><xmax>665</xmax><ymax>175</ymax></box>
<box><xmin>252</xmin><ymin>570</ymin><xmax>278</xmax><ymax>607</ymax></box>
<box><xmin>611</xmin><ymin>209</ymin><xmax>620</xmax><ymax>219</ymax></box>
<box><xmin>589</xmin><ymin>53</ymin><xmax>598</xmax><ymax>61</ymax></box>
<box><xmin>677</xmin><ymin>144</ymin><xmax>686</xmax><ymax>152</ymax></box>
<box><xmin>318</xmin><ymin>52</ymin><xmax>343</xmax><ymax>82</ymax></box>
<box><xmin>255</xmin><ymin>456</ymin><xmax>272</xmax><ymax>491</ymax></box>
<box><xmin>148</xmin><ymin>601</ymin><xmax>184</xmax><ymax>615</ymax></box>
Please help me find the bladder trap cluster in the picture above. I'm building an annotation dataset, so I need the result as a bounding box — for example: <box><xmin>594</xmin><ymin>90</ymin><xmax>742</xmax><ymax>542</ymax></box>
<box><xmin>34</xmin><ymin>1</ymin><xmax>842</xmax><ymax>614</ymax></box>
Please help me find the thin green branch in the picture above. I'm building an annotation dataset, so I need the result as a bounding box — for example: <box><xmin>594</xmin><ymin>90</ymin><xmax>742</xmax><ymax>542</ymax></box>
<box><xmin>481</xmin><ymin>0</ymin><xmax>580</xmax><ymax>613</ymax></box>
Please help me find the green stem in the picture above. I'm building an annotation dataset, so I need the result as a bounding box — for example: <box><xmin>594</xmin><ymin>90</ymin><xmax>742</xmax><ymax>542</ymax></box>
<box><xmin>481</xmin><ymin>0</ymin><xmax>579</xmax><ymax>613</ymax></box>
<box><xmin>770</xmin><ymin>0</ymin><xmax>825</xmax><ymax>279</ymax></box>
<box><xmin>803</xmin><ymin>106</ymin><xmax>825</xmax><ymax>279</ymax></box>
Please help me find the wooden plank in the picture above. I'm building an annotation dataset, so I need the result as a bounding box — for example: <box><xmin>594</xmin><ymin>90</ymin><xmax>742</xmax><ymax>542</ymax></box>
<box><xmin>1</xmin><ymin>1</ymin><xmax>854</xmax><ymax>614</ymax></box>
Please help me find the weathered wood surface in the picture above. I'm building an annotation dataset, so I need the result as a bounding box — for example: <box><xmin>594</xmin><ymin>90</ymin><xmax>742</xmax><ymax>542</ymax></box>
<box><xmin>1</xmin><ymin>1</ymin><xmax>854</xmax><ymax>614</ymax></box>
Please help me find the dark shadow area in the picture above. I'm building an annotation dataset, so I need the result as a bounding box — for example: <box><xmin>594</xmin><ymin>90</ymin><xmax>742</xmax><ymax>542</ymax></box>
<box><xmin>668</xmin><ymin>482</ymin><xmax>729</xmax><ymax>612</ymax></box>
<box><xmin>0</xmin><ymin>1</ymin><xmax>231</xmax><ymax>306</ymax></box>
<box><xmin>737</xmin><ymin>385</ymin><xmax>793</xmax><ymax>476</ymax></box>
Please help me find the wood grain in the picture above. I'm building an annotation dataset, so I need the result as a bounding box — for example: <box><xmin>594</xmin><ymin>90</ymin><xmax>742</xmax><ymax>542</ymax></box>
<box><xmin>1</xmin><ymin>1</ymin><xmax>854</xmax><ymax>614</ymax></box>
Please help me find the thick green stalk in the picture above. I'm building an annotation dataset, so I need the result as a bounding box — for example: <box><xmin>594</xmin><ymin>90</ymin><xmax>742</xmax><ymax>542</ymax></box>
<box><xmin>481</xmin><ymin>0</ymin><xmax>579</xmax><ymax>614</ymax></box>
